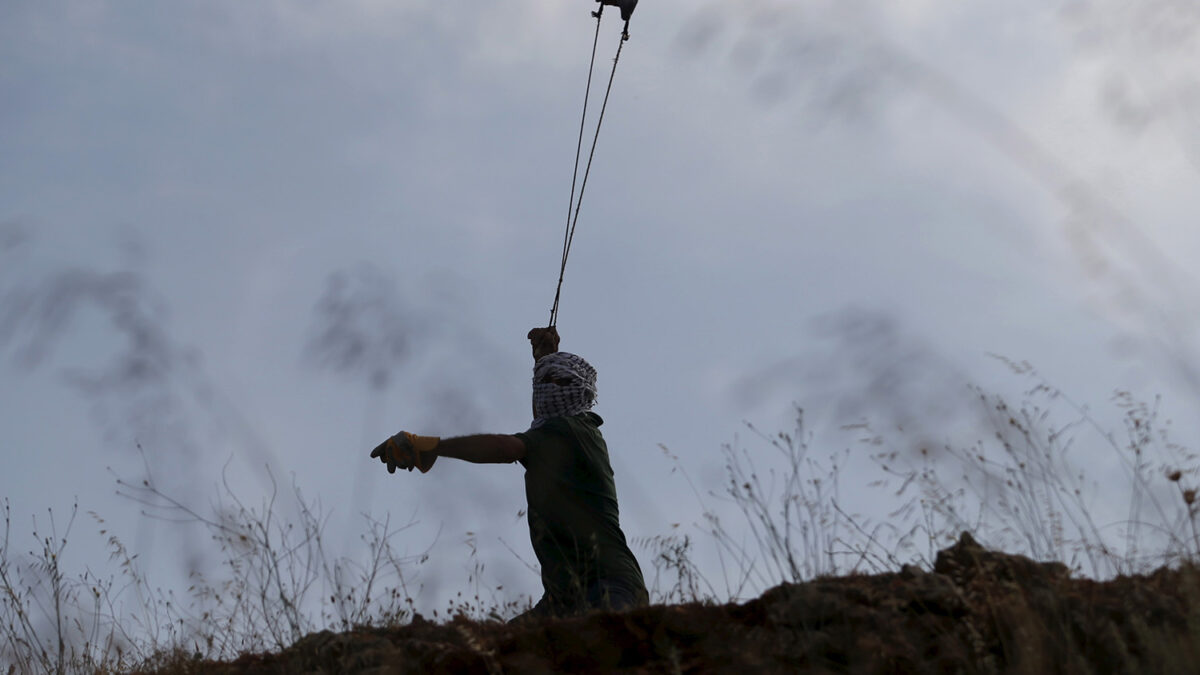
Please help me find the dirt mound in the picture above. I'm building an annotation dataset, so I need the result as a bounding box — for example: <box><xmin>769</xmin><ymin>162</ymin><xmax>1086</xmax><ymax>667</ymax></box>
<box><xmin>161</xmin><ymin>533</ymin><xmax>1200</xmax><ymax>674</ymax></box>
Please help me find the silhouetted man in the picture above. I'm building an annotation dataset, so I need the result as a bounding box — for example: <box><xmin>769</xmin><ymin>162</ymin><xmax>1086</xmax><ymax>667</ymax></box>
<box><xmin>370</xmin><ymin>326</ymin><xmax>647</xmax><ymax>621</ymax></box>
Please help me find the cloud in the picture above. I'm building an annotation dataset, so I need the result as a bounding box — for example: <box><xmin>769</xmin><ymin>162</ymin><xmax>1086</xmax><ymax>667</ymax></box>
<box><xmin>730</xmin><ymin>307</ymin><xmax>977</xmax><ymax>453</ymax></box>
<box><xmin>304</xmin><ymin>266</ymin><xmax>416</xmax><ymax>393</ymax></box>
<box><xmin>300</xmin><ymin>264</ymin><xmax>512</xmax><ymax>435</ymax></box>
<box><xmin>0</xmin><ymin>230</ymin><xmax>283</xmax><ymax>489</ymax></box>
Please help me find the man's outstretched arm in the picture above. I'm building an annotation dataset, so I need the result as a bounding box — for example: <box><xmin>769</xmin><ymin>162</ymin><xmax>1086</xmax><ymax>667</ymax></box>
<box><xmin>371</xmin><ymin>432</ymin><xmax>525</xmax><ymax>473</ymax></box>
<box><xmin>370</xmin><ymin>328</ymin><xmax>542</xmax><ymax>474</ymax></box>
<box><xmin>434</xmin><ymin>434</ymin><xmax>526</xmax><ymax>465</ymax></box>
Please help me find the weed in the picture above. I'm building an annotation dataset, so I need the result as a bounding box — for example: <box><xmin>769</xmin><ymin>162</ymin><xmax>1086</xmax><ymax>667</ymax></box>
<box><xmin>868</xmin><ymin>365</ymin><xmax>1200</xmax><ymax>577</ymax></box>
<box><xmin>0</xmin><ymin>500</ymin><xmax>142</xmax><ymax>674</ymax></box>
<box><xmin>635</xmin><ymin>531</ymin><xmax>710</xmax><ymax>605</ymax></box>
<box><xmin>1</xmin><ymin>457</ymin><xmax>429</xmax><ymax>673</ymax></box>
<box><xmin>113</xmin><ymin>457</ymin><xmax>427</xmax><ymax>656</ymax></box>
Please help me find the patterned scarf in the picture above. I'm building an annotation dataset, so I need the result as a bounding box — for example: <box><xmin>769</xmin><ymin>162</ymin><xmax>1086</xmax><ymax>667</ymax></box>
<box><xmin>531</xmin><ymin>352</ymin><xmax>597</xmax><ymax>428</ymax></box>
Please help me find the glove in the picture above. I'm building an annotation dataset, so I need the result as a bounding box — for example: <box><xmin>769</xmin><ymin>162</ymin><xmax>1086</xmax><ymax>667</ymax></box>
<box><xmin>370</xmin><ymin>432</ymin><xmax>440</xmax><ymax>474</ymax></box>
<box><xmin>528</xmin><ymin>326</ymin><xmax>560</xmax><ymax>360</ymax></box>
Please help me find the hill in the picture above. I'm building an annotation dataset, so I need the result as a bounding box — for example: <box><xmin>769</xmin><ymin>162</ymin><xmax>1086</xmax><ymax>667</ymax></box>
<box><xmin>140</xmin><ymin>533</ymin><xmax>1200</xmax><ymax>674</ymax></box>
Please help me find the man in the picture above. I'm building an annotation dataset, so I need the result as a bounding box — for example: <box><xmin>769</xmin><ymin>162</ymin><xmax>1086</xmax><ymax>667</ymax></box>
<box><xmin>370</xmin><ymin>326</ymin><xmax>648</xmax><ymax>621</ymax></box>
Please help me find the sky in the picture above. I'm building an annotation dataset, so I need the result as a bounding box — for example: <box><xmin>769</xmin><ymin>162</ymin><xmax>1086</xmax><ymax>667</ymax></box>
<box><xmin>3</xmin><ymin>0</ymin><xmax>1200</xmax><ymax>620</ymax></box>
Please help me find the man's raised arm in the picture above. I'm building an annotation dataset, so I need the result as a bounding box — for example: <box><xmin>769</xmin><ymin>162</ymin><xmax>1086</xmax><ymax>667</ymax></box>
<box><xmin>528</xmin><ymin>326</ymin><xmax>560</xmax><ymax>360</ymax></box>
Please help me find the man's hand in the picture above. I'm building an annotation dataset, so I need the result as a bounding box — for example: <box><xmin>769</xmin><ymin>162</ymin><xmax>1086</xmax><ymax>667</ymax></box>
<box><xmin>370</xmin><ymin>432</ymin><xmax>440</xmax><ymax>474</ymax></box>
<box><xmin>528</xmin><ymin>326</ymin><xmax>560</xmax><ymax>360</ymax></box>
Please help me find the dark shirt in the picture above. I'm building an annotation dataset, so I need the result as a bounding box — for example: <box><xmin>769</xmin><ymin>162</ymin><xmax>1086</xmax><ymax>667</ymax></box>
<box><xmin>515</xmin><ymin>412</ymin><xmax>646</xmax><ymax>604</ymax></box>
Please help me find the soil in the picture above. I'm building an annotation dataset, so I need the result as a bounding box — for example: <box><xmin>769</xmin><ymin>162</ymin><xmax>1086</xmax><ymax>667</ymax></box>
<box><xmin>153</xmin><ymin>533</ymin><xmax>1200</xmax><ymax>674</ymax></box>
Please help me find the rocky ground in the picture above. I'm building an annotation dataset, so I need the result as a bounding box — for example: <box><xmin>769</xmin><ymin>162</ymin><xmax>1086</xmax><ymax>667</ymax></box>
<box><xmin>146</xmin><ymin>533</ymin><xmax>1200</xmax><ymax>674</ymax></box>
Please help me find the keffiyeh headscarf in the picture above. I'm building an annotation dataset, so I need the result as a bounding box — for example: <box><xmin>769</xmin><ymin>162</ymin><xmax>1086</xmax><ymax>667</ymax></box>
<box><xmin>531</xmin><ymin>352</ymin><xmax>597</xmax><ymax>428</ymax></box>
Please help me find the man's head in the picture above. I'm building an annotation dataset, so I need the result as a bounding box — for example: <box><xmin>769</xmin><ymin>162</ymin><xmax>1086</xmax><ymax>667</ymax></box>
<box><xmin>532</xmin><ymin>352</ymin><xmax>597</xmax><ymax>424</ymax></box>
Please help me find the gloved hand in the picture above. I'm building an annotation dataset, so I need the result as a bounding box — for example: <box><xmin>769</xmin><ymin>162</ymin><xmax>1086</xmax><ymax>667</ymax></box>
<box><xmin>528</xmin><ymin>326</ymin><xmax>560</xmax><ymax>360</ymax></box>
<box><xmin>370</xmin><ymin>432</ymin><xmax>440</xmax><ymax>474</ymax></box>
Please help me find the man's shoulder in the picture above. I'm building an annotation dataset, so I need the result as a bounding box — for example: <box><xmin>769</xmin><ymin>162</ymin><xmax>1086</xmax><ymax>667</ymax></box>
<box><xmin>523</xmin><ymin>412</ymin><xmax>603</xmax><ymax>435</ymax></box>
<box><xmin>548</xmin><ymin>412</ymin><xmax>604</xmax><ymax>440</ymax></box>
<box><xmin>569</xmin><ymin>411</ymin><xmax>604</xmax><ymax>428</ymax></box>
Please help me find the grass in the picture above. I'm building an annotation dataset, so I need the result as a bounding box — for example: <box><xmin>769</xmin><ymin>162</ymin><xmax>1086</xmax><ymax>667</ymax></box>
<box><xmin>1</xmin><ymin>461</ymin><xmax>425</xmax><ymax>673</ymax></box>
<box><xmin>3</xmin><ymin>372</ymin><xmax>1199</xmax><ymax>673</ymax></box>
